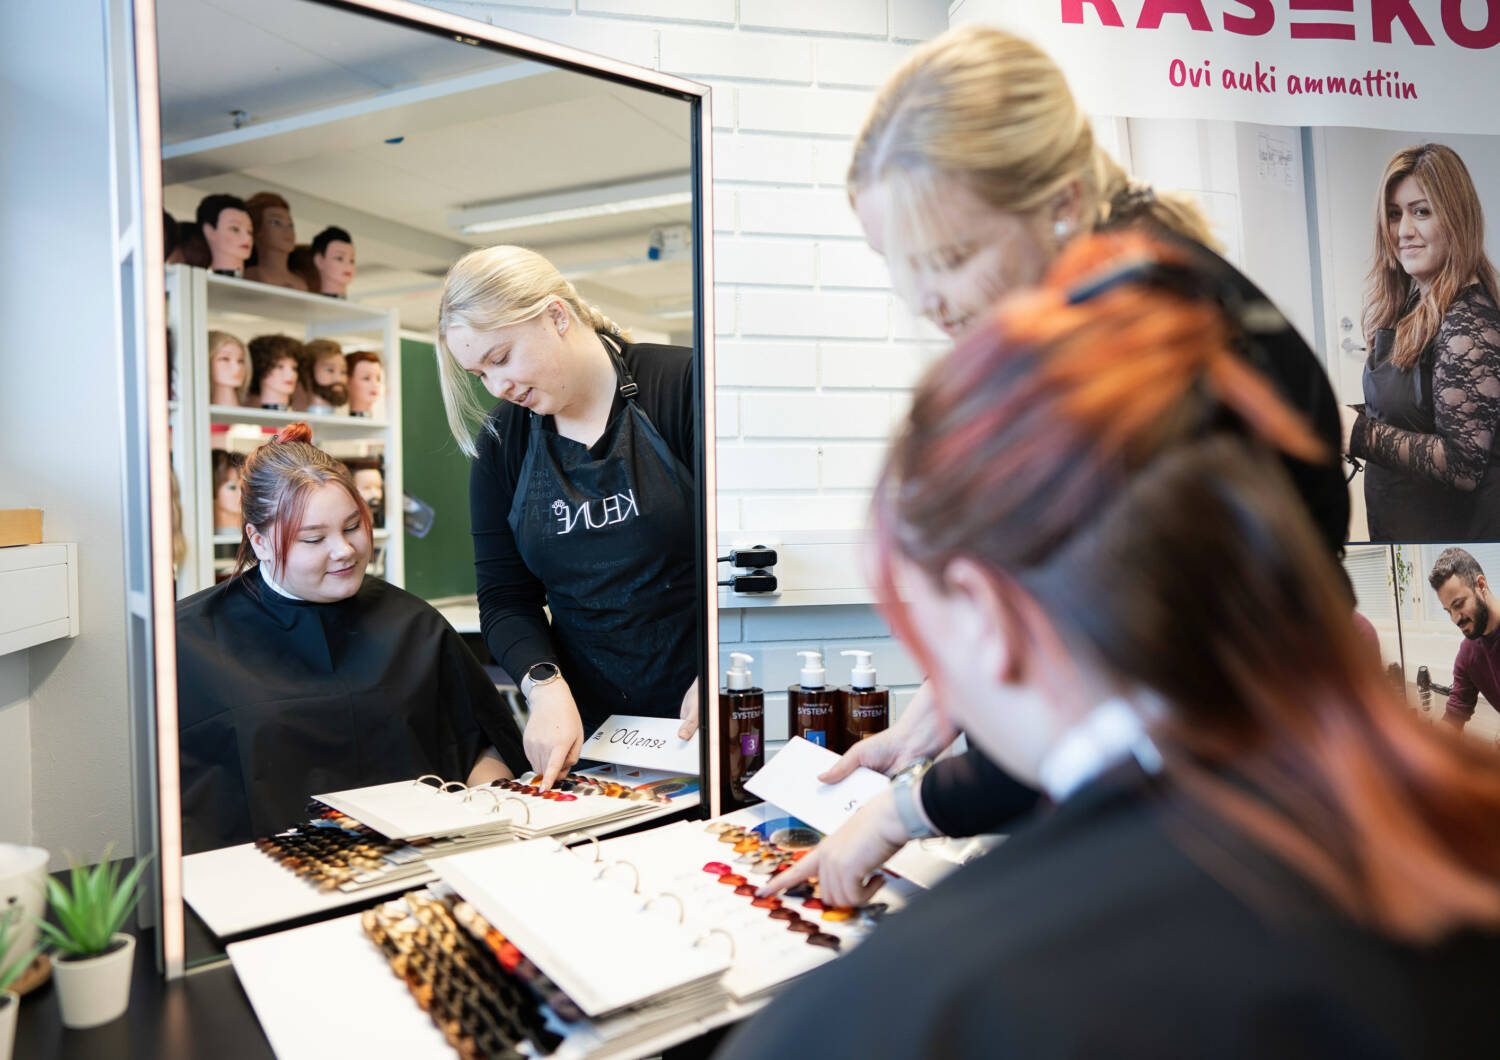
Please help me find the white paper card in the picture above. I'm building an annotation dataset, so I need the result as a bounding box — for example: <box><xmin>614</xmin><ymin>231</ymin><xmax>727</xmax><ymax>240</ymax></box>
<box><xmin>743</xmin><ymin>736</ymin><xmax>890</xmax><ymax>836</ymax></box>
<box><xmin>581</xmin><ymin>714</ymin><xmax>698</xmax><ymax>773</ymax></box>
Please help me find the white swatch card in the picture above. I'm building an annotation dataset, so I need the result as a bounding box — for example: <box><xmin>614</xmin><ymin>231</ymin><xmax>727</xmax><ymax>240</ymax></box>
<box><xmin>743</xmin><ymin>736</ymin><xmax>891</xmax><ymax>836</ymax></box>
<box><xmin>582</xmin><ymin>714</ymin><xmax>699</xmax><ymax>773</ymax></box>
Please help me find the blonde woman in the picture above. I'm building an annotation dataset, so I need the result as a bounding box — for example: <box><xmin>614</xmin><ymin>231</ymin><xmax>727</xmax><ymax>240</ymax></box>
<box><xmin>436</xmin><ymin>246</ymin><xmax>699</xmax><ymax>789</ymax></box>
<box><xmin>1349</xmin><ymin>143</ymin><xmax>1500</xmax><ymax>542</ymax></box>
<box><xmin>766</xmin><ymin>24</ymin><xmax>1350</xmax><ymax>908</ymax></box>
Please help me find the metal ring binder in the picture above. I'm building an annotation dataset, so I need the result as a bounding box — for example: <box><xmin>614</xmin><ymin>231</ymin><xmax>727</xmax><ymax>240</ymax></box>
<box><xmin>693</xmin><ymin>928</ymin><xmax>736</xmax><ymax>959</ymax></box>
<box><xmin>559</xmin><ymin>833</ymin><xmax>603</xmax><ymax>862</ymax></box>
<box><xmin>466</xmin><ymin>787</ymin><xmax>501</xmax><ymax>812</ymax></box>
<box><xmin>414</xmin><ymin>774</ymin><xmax>445</xmax><ymax>789</ymax></box>
<box><xmin>595</xmin><ymin>859</ymin><xmax>641</xmax><ymax>894</ymax></box>
<box><xmin>498</xmin><ymin>796</ymin><xmax>531</xmax><ymax>823</ymax></box>
<box><xmin>643</xmin><ymin>892</ymin><xmax>685</xmax><ymax>924</ymax></box>
<box><xmin>440</xmin><ymin>781</ymin><xmax>467</xmax><ymax>795</ymax></box>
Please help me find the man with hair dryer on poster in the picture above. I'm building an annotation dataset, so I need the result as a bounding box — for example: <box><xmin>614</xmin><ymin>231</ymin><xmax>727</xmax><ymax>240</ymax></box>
<box><xmin>1430</xmin><ymin>547</ymin><xmax>1500</xmax><ymax>731</ymax></box>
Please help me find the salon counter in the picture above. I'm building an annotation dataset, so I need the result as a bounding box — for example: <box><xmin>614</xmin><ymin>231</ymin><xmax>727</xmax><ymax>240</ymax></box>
<box><xmin>13</xmin><ymin>928</ymin><xmax>274</xmax><ymax>1060</ymax></box>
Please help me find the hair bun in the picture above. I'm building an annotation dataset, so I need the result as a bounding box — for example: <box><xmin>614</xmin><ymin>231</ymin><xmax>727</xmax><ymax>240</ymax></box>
<box><xmin>273</xmin><ymin>422</ymin><xmax>313</xmax><ymax>445</ymax></box>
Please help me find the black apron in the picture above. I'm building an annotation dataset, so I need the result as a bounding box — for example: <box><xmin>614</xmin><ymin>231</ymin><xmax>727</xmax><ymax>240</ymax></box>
<box><xmin>507</xmin><ymin>337</ymin><xmax>698</xmax><ymax>733</ymax></box>
<box><xmin>1361</xmin><ymin>325</ymin><xmax>1475</xmax><ymax>542</ymax></box>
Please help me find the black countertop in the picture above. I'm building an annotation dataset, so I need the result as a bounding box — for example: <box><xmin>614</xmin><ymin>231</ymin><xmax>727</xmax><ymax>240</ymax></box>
<box><xmin>13</xmin><ymin>932</ymin><xmax>272</xmax><ymax>1060</ymax></box>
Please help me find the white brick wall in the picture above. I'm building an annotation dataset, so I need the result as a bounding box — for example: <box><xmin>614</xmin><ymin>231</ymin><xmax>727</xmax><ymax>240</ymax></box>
<box><xmin>421</xmin><ymin>5</ymin><xmax>950</xmax><ymax>643</ymax></box>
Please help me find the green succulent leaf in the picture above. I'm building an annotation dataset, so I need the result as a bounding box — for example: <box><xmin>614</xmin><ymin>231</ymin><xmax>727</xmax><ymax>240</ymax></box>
<box><xmin>33</xmin><ymin>848</ymin><xmax>154</xmax><ymax>958</ymax></box>
<box><xmin>0</xmin><ymin>906</ymin><xmax>42</xmax><ymax>994</ymax></box>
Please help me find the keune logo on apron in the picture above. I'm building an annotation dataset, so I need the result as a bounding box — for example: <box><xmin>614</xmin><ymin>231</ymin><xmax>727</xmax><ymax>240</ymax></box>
<box><xmin>550</xmin><ymin>489</ymin><xmax>640</xmax><ymax>535</ymax></box>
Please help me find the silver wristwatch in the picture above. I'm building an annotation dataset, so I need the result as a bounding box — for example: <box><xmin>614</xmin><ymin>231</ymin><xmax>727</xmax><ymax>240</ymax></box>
<box><xmin>890</xmin><ymin>757</ymin><xmax>937</xmax><ymax>840</ymax></box>
<box><xmin>520</xmin><ymin>661</ymin><xmax>561</xmax><ymax>699</ymax></box>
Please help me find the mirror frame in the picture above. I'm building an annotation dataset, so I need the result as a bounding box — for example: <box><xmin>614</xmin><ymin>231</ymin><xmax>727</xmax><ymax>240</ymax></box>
<box><xmin>120</xmin><ymin>0</ymin><xmax>716</xmax><ymax>978</ymax></box>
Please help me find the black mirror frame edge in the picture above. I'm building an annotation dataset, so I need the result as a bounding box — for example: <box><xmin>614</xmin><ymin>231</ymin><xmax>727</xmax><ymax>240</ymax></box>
<box><xmin>117</xmin><ymin>0</ymin><xmax>718</xmax><ymax>979</ymax></box>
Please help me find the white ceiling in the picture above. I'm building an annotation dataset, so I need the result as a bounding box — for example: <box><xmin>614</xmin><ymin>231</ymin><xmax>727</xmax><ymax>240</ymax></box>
<box><xmin>156</xmin><ymin>0</ymin><xmax>695</xmax><ymax>336</ymax></box>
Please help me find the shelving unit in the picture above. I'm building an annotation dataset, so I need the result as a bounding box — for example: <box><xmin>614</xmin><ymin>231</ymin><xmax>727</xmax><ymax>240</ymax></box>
<box><xmin>167</xmin><ymin>264</ymin><xmax>403</xmax><ymax>596</ymax></box>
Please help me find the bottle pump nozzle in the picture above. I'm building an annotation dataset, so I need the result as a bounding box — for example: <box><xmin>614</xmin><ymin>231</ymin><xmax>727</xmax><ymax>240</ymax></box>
<box><xmin>727</xmin><ymin>652</ymin><xmax>755</xmax><ymax>691</ymax></box>
<box><xmin>796</xmin><ymin>650</ymin><xmax>826</xmax><ymax>689</ymax></box>
<box><xmin>841</xmin><ymin>649</ymin><xmax>876</xmax><ymax>689</ymax></box>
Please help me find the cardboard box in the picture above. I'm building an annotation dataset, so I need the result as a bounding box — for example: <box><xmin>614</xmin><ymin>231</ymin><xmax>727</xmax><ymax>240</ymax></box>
<box><xmin>0</xmin><ymin>509</ymin><xmax>43</xmax><ymax>547</ymax></box>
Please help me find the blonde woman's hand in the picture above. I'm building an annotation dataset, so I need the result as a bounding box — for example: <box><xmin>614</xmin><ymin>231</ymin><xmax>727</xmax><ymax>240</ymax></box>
<box><xmin>678</xmin><ymin>677</ymin><xmax>701</xmax><ymax>740</ymax></box>
<box><xmin>819</xmin><ymin>681</ymin><xmax>957</xmax><ymax>784</ymax></box>
<box><xmin>523</xmin><ymin>680</ymin><xmax>585</xmax><ymax>790</ymax></box>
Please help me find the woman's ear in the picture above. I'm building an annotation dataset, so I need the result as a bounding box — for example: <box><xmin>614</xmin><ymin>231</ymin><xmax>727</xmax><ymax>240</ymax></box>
<box><xmin>942</xmin><ymin>556</ymin><xmax>1030</xmax><ymax>686</ymax></box>
<box><xmin>246</xmin><ymin>524</ymin><xmax>274</xmax><ymax>567</ymax></box>
<box><xmin>547</xmin><ymin>298</ymin><xmax>569</xmax><ymax>336</ymax></box>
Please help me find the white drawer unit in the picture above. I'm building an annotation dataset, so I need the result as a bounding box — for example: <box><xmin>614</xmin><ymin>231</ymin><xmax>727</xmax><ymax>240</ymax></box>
<box><xmin>0</xmin><ymin>543</ymin><xmax>79</xmax><ymax>656</ymax></box>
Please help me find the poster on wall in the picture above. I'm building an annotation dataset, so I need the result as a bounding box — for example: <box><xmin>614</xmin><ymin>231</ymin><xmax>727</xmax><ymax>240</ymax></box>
<box><xmin>954</xmin><ymin>0</ymin><xmax>1500</xmax><ymax>544</ymax></box>
<box><xmin>951</xmin><ymin>0</ymin><xmax>1500</xmax><ymax>133</ymax></box>
<box><xmin>951</xmin><ymin>2</ymin><xmax>1500</xmax><ymax>730</ymax></box>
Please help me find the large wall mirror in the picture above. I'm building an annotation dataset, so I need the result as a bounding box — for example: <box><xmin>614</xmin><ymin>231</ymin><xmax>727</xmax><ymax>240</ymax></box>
<box><xmin>130</xmin><ymin>0</ymin><xmax>715</xmax><ymax>976</ymax></box>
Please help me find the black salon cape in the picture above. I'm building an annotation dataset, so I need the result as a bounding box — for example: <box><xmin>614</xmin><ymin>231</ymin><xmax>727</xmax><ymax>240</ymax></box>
<box><xmin>176</xmin><ymin>570</ymin><xmax>526</xmax><ymax>854</ymax></box>
<box><xmin>718</xmin><ymin>761</ymin><xmax>1500</xmax><ymax>1060</ymax></box>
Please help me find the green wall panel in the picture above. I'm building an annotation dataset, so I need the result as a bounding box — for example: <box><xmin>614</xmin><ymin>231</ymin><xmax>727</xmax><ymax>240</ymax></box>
<box><xmin>400</xmin><ymin>336</ymin><xmax>494</xmax><ymax>601</ymax></box>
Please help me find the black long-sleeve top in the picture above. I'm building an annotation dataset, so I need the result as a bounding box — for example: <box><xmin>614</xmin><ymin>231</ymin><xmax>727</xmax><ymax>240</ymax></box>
<box><xmin>469</xmin><ymin>336</ymin><xmax>696</xmax><ymax>684</ymax></box>
<box><xmin>1351</xmin><ymin>286</ymin><xmax>1500</xmax><ymax>491</ymax></box>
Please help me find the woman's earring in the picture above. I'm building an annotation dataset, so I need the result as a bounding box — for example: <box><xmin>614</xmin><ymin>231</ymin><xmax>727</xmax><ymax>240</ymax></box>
<box><xmin>1053</xmin><ymin>218</ymin><xmax>1073</xmax><ymax>243</ymax></box>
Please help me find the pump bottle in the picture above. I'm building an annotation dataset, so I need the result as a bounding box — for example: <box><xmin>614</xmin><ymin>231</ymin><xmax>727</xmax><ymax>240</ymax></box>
<box><xmin>787</xmin><ymin>650</ymin><xmax>838</xmax><ymax>748</ymax></box>
<box><xmin>838</xmin><ymin>649</ymin><xmax>889</xmax><ymax>752</ymax></box>
<box><xmin>720</xmin><ymin>652</ymin><xmax>764</xmax><ymax>802</ymax></box>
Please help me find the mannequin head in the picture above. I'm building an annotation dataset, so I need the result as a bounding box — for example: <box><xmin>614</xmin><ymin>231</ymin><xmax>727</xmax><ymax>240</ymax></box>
<box><xmin>344</xmin><ymin>351</ymin><xmax>384</xmax><ymax>415</ymax></box>
<box><xmin>300</xmin><ymin>339</ymin><xmax>349</xmax><ymax>410</ymax></box>
<box><xmin>211</xmin><ymin>448</ymin><xmax>246</xmax><ymax>531</ymax></box>
<box><xmin>235</xmin><ymin>423</ymin><xmax>373</xmax><ymax>602</ymax></box>
<box><xmin>435</xmin><ymin>244</ymin><xmax>628</xmax><ymax>456</ymax></box>
<box><xmin>164</xmin><ymin>210</ymin><xmax>183</xmax><ymax>265</ymax></box>
<box><xmin>207</xmin><ymin>330</ymin><xmax>249</xmax><ymax>405</ymax></box>
<box><xmin>344</xmin><ymin>458</ymin><xmax>385</xmax><ymax>528</ymax></box>
<box><xmin>196</xmin><ymin>193</ymin><xmax>253</xmax><ymax>273</ymax></box>
<box><xmin>245</xmin><ymin>191</ymin><xmax>297</xmax><ymax>261</ymax></box>
<box><xmin>247</xmin><ymin>334</ymin><xmax>303</xmax><ymax>409</ymax></box>
<box><xmin>311</xmin><ymin>226</ymin><xmax>356</xmax><ymax>296</ymax></box>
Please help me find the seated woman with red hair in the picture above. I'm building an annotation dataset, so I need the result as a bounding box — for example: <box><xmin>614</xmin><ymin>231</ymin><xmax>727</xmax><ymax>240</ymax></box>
<box><xmin>718</xmin><ymin>237</ymin><xmax>1500</xmax><ymax>1058</ymax></box>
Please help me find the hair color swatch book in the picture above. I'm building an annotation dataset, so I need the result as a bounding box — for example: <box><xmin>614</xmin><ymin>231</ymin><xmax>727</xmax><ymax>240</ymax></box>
<box><xmin>430</xmin><ymin>804</ymin><xmax>917</xmax><ymax>1010</ymax></box>
<box><xmin>312</xmin><ymin>772</ymin><xmax>667</xmax><ymax>843</ymax></box>
<box><xmin>429</xmin><ymin>839</ymin><xmax>733</xmax><ymax>1018</ymax></box>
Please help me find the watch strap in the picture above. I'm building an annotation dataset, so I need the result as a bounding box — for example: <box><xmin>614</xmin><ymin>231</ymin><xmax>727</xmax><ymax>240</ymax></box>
<box><xmin>891</xmin><ymin>758</ymin><xmax>937</xmax><ymax>841</ymax></box>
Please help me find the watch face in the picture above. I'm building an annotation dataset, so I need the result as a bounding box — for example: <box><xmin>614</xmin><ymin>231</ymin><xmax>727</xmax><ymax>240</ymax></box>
<box><xmin>529</xmin><ymin>663</ymin><xmax>559</xmax><ymax>682</ymax></box>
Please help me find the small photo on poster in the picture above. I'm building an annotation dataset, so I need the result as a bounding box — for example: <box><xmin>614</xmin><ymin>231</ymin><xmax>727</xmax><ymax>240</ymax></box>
<box><xmin>1114</xmin><ymin>118</ymin><xmax>1500</xmax><ymax>544</ymax></box>
<box><xmin>1357</xmin><ymin>541</ymin><xmax>1500</xmax><ymax>750</ymax></box>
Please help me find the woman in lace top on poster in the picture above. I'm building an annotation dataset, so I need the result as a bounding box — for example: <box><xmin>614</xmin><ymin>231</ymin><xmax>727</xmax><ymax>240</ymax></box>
<box><xmin>1349</xmin><ymin>143</ymin><xmax>1500</xmax><ymax>542</ymax></box>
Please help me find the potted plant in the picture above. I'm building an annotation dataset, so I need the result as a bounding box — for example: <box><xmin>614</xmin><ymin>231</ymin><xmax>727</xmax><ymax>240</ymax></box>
<box><xmin>1</xmin><ymin>906</ymin><xmax>42</xmax><ymax>1060</ymax></box>
<box><xmin>34</xmin><ymin>850</ymin><xmax>151</xmax><ymax>1030</ymax></box>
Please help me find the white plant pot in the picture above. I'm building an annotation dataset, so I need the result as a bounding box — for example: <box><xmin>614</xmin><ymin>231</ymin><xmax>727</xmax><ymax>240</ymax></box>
<box><xmin>0</xmin><ymin>845</ymin><xmax>49</xmax><ymax>960</ymax></box>
<box><xmin>52</xmin><ymin>933</ymin><xmax>134</xmax><ymax>1030</ymax></box>
<box><xmin>0</xmin><ymin>990</ymin><xmax>17</xmax><ymax>1060</ymax></box>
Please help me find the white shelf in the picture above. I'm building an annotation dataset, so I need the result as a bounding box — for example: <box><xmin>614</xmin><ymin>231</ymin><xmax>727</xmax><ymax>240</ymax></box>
<box><xmin>0</xmin><ymin>543</ymin><xmax>79</xmax><ymax>656</ymax></box>
<box><xmin>204</xmin><ymin>272</ymin><xmax>389</xmax><ymax>336</ymax></box>
<box><xmin>209</xmin><ymin>404</ymin><xmax>391</xmax><ymax>438</ymax></box>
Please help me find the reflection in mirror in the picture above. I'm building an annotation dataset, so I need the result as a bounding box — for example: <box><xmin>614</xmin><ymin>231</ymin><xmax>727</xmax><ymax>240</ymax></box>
<box><xmin>152</xmin><ymin>0</ymin><xmax>707</xmax><ymax>970</ymax></box>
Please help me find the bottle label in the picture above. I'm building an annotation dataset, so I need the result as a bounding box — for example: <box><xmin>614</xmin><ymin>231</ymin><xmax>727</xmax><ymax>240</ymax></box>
<box><xmin>804</xmin><ymin>730</ymin><xmax>826</xmax><ymax>747</ymax></box>
<box><xmin>740</xmin><ymin>732</ymin><xmax>761</xmax><ymax>756</ymax></box>
<box><xmin>801</xmin><ymin>704</ymin><xmax>834</xmax><ymax>718</ymax></box>
<box><xmin>851</xmin><ymin>706</ymin><xmax>886</xmax><ymax>719</ymax></box>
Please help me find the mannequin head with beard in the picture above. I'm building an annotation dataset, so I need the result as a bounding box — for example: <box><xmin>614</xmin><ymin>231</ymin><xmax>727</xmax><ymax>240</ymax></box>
<box><xmin>301</xmin><ymin>339</ymin><xmax>350</xmax><ymax>410</ymax></box>
<box><xmin>1431</xmin><ymin>547</ymin><xmax>1499</xmax><ymax>640</ymax></box>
